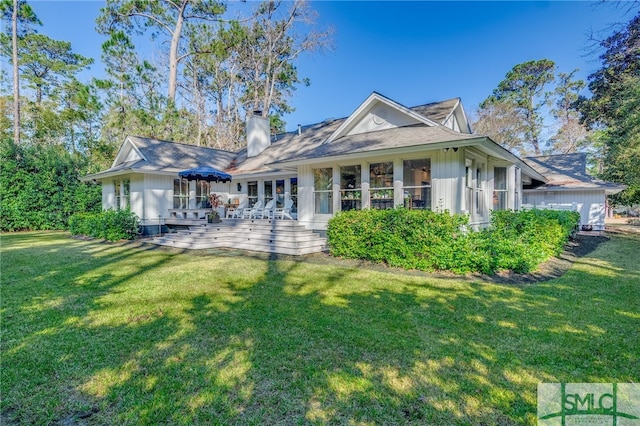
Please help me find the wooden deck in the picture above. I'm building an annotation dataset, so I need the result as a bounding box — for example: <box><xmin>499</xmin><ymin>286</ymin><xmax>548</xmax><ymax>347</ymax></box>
<box><xmin>151</xmin><ymin>218</ymin><xmax>326</xmax><ymax>256</ymax></box>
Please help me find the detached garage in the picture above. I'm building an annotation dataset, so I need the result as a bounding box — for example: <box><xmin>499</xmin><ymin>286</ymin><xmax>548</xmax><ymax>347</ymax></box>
<box><xmin>523</xmin><ymin>153</ymin><xmax>626</xmax><ymax>231</ymax></box>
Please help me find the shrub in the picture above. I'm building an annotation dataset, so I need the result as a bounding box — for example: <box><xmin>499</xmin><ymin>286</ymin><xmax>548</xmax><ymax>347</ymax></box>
<box><xmin>0</xmin><ymin>139</ymin><xmax>102</xmax><ymax>231</ymax></box>
<box><xmin>69</xmin><ymin>209</ymin><xmax>139</xmax><ymax>241</ymax></box>
<box><xmin>327</xmin><ymin>209</ymin><xmax>488</xmax><ymax>274</ymax></box>
<box><xmin>487</xmin><ymin>209</ymin><xmax>580</xmax><ymax>273</ymax></box>
<box><xmin>327</xmin><ymin>208</ymin><xmax>580</xmax><ymax>275</ymax></box>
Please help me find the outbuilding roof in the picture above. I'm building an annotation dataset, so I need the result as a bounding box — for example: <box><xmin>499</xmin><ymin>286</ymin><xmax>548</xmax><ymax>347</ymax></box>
<box><xmin>524</xmin><ymin>153</ymin><xmax>626</xmax><ymax>194</ymax></box>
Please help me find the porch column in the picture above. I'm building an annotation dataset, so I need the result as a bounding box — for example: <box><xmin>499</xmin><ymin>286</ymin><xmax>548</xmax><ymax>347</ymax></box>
<box><xmin>361</xmin><ymin>162</ymin><xmax>370</xmax><ymax>209</ymax></box>
<box><xmin>393</xmin><ymin>158</ymin><xmax>403</xmax><ymax>208</ymax></box>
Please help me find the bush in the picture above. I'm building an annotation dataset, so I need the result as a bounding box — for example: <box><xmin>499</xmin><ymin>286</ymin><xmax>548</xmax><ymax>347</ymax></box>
<box><xmin>487</xmin><ymin>209</ymin><xmax>580</xmax><ymax>273</ymax></box>
<box><xmin>0</xmin><ymin>139</ymin><xmax>102</xmax><ymax>231</ymax></box>
<box><xmin>327</xmin><ymin>209</ymin><xmax>491</xmax><ymax>274</ymax></box>
<box><xmin>327</xmin><ymin>208</ymin><xmax>580</xmax><ymax>275</ymax></box>
<box><xmin>69</xmin><ymin>209</ymin><xmax>139</xmax><ymax>241</ymax></box>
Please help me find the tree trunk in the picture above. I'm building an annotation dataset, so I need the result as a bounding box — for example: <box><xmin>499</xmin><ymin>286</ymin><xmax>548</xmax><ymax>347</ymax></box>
<box><xmin>12</xmin><ymin>0</ymin><xmax>20</xmax><ymax>144</ymax></box>
<box><xmin>167</xmin><ymin>1</ymin><xmax>187</xmax><ymax>103</ymax></box>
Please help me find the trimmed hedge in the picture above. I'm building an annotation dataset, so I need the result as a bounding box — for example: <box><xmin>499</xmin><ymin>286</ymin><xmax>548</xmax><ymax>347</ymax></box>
<box><xmin>69</xmin><ymin>209</ymin><xmax>140</xmax><ymax>242</ymax></box>
<box><xmin>0</xmin><ymin>139</ymin><xmax>102</xmax><ymax>231</ymax></box>
<box><xmin>327</xmin><ymin>208</ymin><xmax>580</xmax><ymax>274</ymax></box>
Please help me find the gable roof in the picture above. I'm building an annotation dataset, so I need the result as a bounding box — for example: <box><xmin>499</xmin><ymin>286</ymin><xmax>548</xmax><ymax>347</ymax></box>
<box><xmin>269</xmin><ymin>124</ymin><xmax>479</xmax><ymax>165</ymax></box>
<box><xmin>82</xmin><ymin>136</ymin><xmax>236</xmax><ymax>181</ymax></box>
<box><xmin>229</xmin><ymin>96</ymin><xmax>476</xmax><ymax>174</ymax></box>
<box><xmin>324</xmin><ymin>92</ymin><xmax>442</xmax><ymax>144</ymax></box>
<box><xmin>82</xmin><ymin>95</ymin><xmax>510</xmax><ymax>181</ymax></box>
<box><xmin>524</xmin><ymin>153</ymin><xmax>626</xmax><ymax>194</ymax></box>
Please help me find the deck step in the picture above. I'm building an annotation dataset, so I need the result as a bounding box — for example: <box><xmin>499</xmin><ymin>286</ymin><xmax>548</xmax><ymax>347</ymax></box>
<box><xmin>150</xmin><ymin>219</ymin><xmax>326</xmax><ymax>255</ymax></box>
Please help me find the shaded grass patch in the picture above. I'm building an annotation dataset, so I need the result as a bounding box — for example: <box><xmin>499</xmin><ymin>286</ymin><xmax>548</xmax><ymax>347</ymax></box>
<box><xmin>1</xmin><ymin>231</ymin><xmax>638</xmax><ymax>425</ymax></box>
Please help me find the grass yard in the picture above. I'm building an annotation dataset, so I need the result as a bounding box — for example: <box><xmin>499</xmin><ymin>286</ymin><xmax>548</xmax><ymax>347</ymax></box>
<box><xmin>1</xmin><ymin>231</ymin><xmax>639</xmax><ymax>425</ymax></box>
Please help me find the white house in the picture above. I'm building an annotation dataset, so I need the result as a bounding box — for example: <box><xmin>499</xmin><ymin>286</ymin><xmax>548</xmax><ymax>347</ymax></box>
<box><xmin>82</xmin><ymin>92</ymin><xmax>623</xmax><ymax>234</ymax></box>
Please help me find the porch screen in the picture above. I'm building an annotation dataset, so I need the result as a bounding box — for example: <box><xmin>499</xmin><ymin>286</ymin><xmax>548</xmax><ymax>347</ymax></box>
<box><xmin>340</xmin><ymin>165</ymin><xmax>361</xmax><ymax>211</ymax></box>
<box><xmin>369</xmin><ymin>162</ymin><xmax>394</xmax><ymax>210</ymax></box>
<box><xmin>493</xmin><ymin>167</ymin><xmax>507</xmax><ymax>210</ymax></box>
<box><xmin>276</xmin><ymin>179</ymin><xmax>285</xmax><ymax>208</ymax></box>
<box><xmin>247</xmin><ymin>181</ymin><xmax>258</xmax><ymax>207</ymax></box>
<box><xmin>314</xmin><ymin>168</ymin><xmax>333</xmax><ymax>214</ymax></box>
<box><xmin>264</xmin><ymin>181</ymin><xmax>274</xmax><ymax>206</ymax></box>
<box><xmin>173</xmin><ymin>178</ymin><xmax>189</xmax><ymax>209</ymax></box>
<box><xmin>402</xmin><ymin>159</ymin><xmax>431</xmax><ymax>210</ymax></box>
<box><xmin>290</xmin><ymin>178</ymin><xmax>298</xmax><ymax>214</ymax></box>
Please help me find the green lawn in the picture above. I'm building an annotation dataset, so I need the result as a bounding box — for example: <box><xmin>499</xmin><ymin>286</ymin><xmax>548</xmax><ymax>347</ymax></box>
<box><xmin>1</xmin><ymin>231</ymin><xmax>639</xmax><ymax>425</ymax></box>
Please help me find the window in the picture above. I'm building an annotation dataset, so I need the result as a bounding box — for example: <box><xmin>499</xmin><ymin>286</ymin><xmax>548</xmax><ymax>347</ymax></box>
<box><xmin>493</xmin><ymin>167</ymin><xmax>507</xmax><ymax>210</ymax></box>
<box><xmin>402</xmin><ymin>159</ymin><xmax>431</xmax><ymax>210</ymax></box>
<box><xmin>247</xmin><ymin>181</ymin><xmax>258</xmax><ymax>207</ymax></box>
<box><xmin>290</xmin><ymin>178</ymin><xmax>298</xmax><ymax>214</ymax></box>
<box><xmin>196</xmin><ymin>180</ymin><xmax>210</xmax><ymax>208</ymax></box>
<box><xmin>369</xmin><ymin>162</ymin><xmax>394</xmax><ymax>210</ymax></box>
<box><xmin>340</xmin><ymin>165</ymin><xmax>361</xmax><ymax>211</ymax></box>
<box><xmin>465</xmin><ymin>163</ymin><xmax>473</xmax><ymax>214</ymax></box>
<box><xmin>123</xmin><ymin>179</ymin><xmax>130</xmax><ymax>209</ymax></box>
<box><xmin>264</xmin><ymin>180</ymin><xmax>274</xmax><ymax>206</ymax></box>
<box><xmin>514</xmin><ymin>167</ymin><xmax>521</xmax><ymax>210</ymax></box>
<box><xmin>276</xmin><ymin>179</ymin><xmax>285</xmax><ymax>208</ymax></box>
<box><xmin>173</xmin><ymin>178</ymin><xmax>189</xmax><ymax>208</ymax></box>
<box><xmin>114</xmin><ymin>180</ymin><xmax>121</xmax><ymax>210</ymax></box>
<box><xmin>475</xmin><ymin>167</ymin><xmax>483</xmax><ymax>215</ymax></box>
<box><xmin>314</xmin><ymin>168</ymin><xmax>333</xmax><ymax>214</ymax></box>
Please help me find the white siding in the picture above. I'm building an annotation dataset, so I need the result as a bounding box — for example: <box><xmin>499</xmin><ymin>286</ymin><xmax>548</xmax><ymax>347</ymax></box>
<box><xmin>523</xmin><ymin>190</ymin><xmax>607</xmax><ymax>230</ymax></box>
<box><xmin>432</xmin><ymin>148</ymin><xmax>463</xmax><ymax>213</ymax></box>
<box><xmin>102</xmin><ymin>179</ymin><xmax>114</xmax><ymax>210</ymax></box>
<box><xmin>142</xmin><ymin>174</ymin><xmax>173</xmax><ymax>225</ymax></box>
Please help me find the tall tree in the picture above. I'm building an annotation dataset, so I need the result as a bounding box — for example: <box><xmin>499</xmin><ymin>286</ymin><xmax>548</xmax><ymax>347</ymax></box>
<box><xmin>238</xmin><ymin>0</ymin><xmax>332</xmax><ymax>120</ymax></box>
<box><xmin>96</xmin><ymin>0</ymin><xmax>226</xmax><ymax>104</ymax></box>
<box><xmin>547</xmin><ymin>70</ymin><xmax>591</xmax><ymax>154</ymax></box>
<box><xmin>579</xmin><ymin>13</ymin><xmax>640</xmax><ymax>129</ymax></box>
<box><xmin>579</xmin><ymin>12</ymin><xmax>640</xmax><ymax>205</ymax></box>
<box><xmin>479</xmin><ymin>59</ymin><xmax>556</xmax><ymax>155</ymax></box>
<box><xmin>12</xmin><ymin>34</ymin><xmax>93</xmax><ymax>104</ymax></box>
<box><xmin>0</xmin><ymin>0</ymin><xmax>39</xmax><ymax>144</ymax></box>
<box><xmin>471</xmin><ymin>100</ymin><xmax>527</xmax><ymax>154</ymax></box>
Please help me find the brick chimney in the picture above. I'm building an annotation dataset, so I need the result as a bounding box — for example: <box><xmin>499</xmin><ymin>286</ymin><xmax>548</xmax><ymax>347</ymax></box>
<box><xmin>247</xmin><ymin>111</ymin><xmax>270</xmax><ymax>157</ymax></box>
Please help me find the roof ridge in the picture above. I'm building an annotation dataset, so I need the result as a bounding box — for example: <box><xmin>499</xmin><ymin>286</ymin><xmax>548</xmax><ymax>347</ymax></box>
<box><xmin>128</xmin><ymin>135</ymin><xmax>237</xmax><ymax>154</ymax></box>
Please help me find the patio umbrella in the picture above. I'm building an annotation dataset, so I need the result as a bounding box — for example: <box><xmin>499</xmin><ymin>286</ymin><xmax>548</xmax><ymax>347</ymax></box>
<box><xmin>178</xmin><ymin>166</ymin><xmax>232</xmax><ymax>183</ymax></box>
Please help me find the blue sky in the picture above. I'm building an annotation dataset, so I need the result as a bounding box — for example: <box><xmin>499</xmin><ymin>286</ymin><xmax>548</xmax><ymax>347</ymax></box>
<box><xmin>21</xmin><ymin>1</ymin><xmax>634</xmax><ymax>132</ymax></box>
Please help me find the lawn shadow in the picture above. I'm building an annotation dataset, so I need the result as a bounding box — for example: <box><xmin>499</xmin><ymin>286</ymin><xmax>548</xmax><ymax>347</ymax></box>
<box><xmin>2</xmin><ymin>231</ymin><xmax>638</xmax><ymax>424</ymax></box>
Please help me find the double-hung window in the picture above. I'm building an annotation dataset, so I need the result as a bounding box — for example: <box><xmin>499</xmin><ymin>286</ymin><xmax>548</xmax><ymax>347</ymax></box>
<box><xmin>114</xmin><ymin>180</ymin><xmax>122</xmax><ymax>210</ymax></box>
<box><xmin>196</xmin><ymin>180</ymin><xmax>210</xmax><ymax>208</ymax></box>
<box><xmin>264</xmin><ymin>180</ymin><xmax>274</xmax><ymax>206</ymax></box>
<box><xmin>314</xmin><ymin>168</ymin><xmax>333</xmax><ymax>214</ymax></box>
<box><xmin>340</xmin><ymin>165</ymin><xmax>361</xmax><ymax>211</ymax></box>
<box><xmin>369</xmin><ymin>162</ymin><xmax>394</xmax><ymax>210</ymax></box>
<box><xmin>402</xmin><ymin>158</ymin><xmax>431</xmax><ymax>210</ymax></box>
<box><xmin>247</xmin><ymin>181</ymin><xmax>258</xmax><ymax>207</ymax></box>
<box><xmin>173</xmin><ymin>178</ymin><xmax>189</xmax><ymax>209</ymax></box>
<box><xmin>122</xmin><ymin>179</ymin><xmax>130</xmax><ymax>209</ymax></box>
<box><xmin>493</xmin><ymin>167</ymin><xmax>507</xmax><ymax>210</ymax></box>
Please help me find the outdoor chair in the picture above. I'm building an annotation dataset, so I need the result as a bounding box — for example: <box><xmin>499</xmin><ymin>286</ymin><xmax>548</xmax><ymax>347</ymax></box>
<box><xmin>226</xmin><ymin>199</ymin><xmax>247</xmax><ymax>219</ymax></box>
<box><xmin>243</xmin><ymin>200</ymin><xmax>263</xmax><ymax>219</ymax></box>
<box><xmin>273</xmin><ymin>199</ymin><xmax>294</xmax><ymax>220</ymax></box>
<box><xmin>252</xmin><ymin>199</ymin><xmax>275</xmax><ymax>219</ymax></box>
